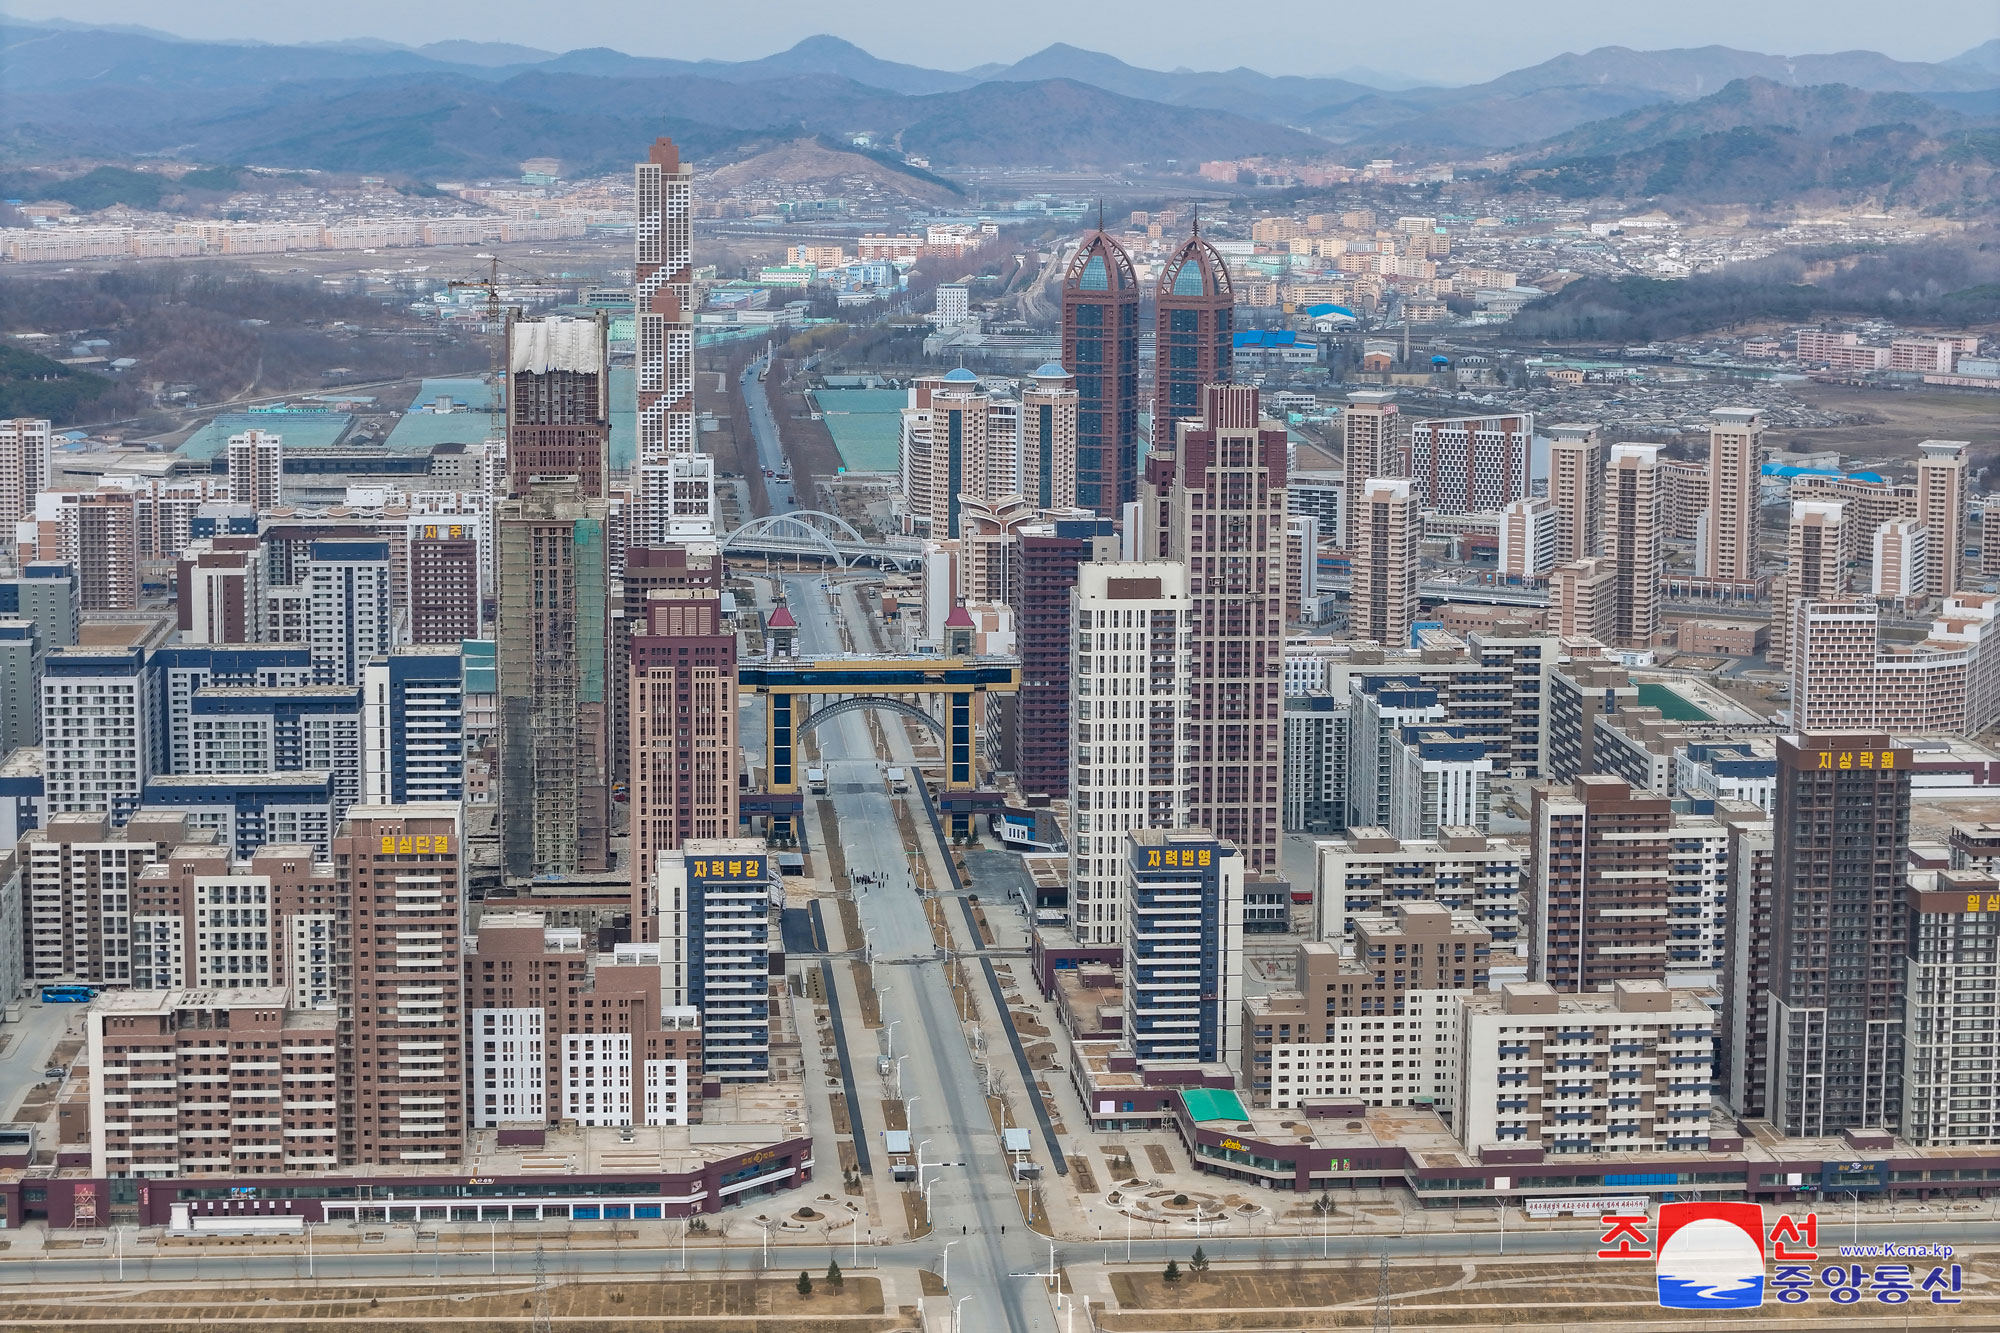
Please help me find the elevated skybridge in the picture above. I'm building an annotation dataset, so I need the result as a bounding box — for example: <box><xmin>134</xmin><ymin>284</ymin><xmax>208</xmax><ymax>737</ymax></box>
<box><xmin>739</xmin><ymin>654</ymin><xmax>1020</xmax><ymax>841</ymax></box>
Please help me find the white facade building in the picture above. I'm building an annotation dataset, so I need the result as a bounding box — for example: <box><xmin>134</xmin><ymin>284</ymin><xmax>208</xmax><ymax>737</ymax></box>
<box><xmin>1067</xmin><ymin>562</ymin><xmax>1190</xmax><ymax>946</ymax></box>
<box><xmin>1456</xmin><ymin>980</ymin><xmax>1715</xmax><ymax>1154</ymax></box>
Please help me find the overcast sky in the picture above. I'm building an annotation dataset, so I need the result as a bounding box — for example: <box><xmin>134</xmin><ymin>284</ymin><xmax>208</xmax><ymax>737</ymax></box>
<box><xmin>7</xmin><ymin>0</ymin><xmax>1995</xmax><ymax>82</ymax></box>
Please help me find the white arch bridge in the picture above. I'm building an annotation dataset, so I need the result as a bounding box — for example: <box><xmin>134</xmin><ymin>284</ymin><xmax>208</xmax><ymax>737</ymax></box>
<box><xmin>720</xmin><ymin>510</ymin><xmax>923</xmax><ymax>570</ymax></box>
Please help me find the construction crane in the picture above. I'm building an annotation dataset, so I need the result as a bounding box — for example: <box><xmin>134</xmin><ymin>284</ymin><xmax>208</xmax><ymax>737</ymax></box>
<box><xmin>445</xmin><ymin>254</ymin><xmax>516</xmax><ymax>324</ymax></box>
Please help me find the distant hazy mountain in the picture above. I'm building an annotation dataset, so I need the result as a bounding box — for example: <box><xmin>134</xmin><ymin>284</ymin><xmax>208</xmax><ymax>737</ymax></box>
<box><xmin>1949</xmin><ymin>38</ymin><xmax>2000</xmax><ymax>77</ymax></box>
<box><xmin>1505</xmin><ymin>80</ymin><xmax>1999</xmax><ymax>211</ymax></box>
<box><xmin>979</xmin><ymin>43</ymin><xmax>1379</xmax><ymax>123</ymax></box>
<box><xmin>1520</xmin><ymin>77</ymin><xmax>1969</xmax><ymax>159</ymax></box>
<box><xmin>1474</xmin><ymin>44</ymin><xmax>1998</xmax><ymax>99</ymax></box>
<box><xmin>2</xmin><ymin>18</ymin><xmax>1996</xmax><ymax>178</ymax></box>
<box><xmin>417</xmin><ymin>40</ymin><xmax>557</xmax><ymax>67</ymax></box>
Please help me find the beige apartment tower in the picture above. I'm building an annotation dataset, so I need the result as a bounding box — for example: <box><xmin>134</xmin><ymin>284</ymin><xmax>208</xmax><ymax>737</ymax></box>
<box><xmin>1604</xmin><ymin>443</ymin><xmax>1662</xmax><ymax>648</ymax></box>
<box><xmin>336</xmin><ymin>803</ymin><xmax>465</xmax><ymax>1166</ymax></box>
<box><xmin>1703</xmin><ymin>407</ymin><xmax>1763</xmax><ymax>582</ymax></box>
<box><xmin>1549</xmin><ymin>556</ymin><xmax>1618</xmax><ymax>643</ymax></box>
<box><xmin>1145</xmin><ymin>383</ymin><xmax>1288</xmax><ymax>890</ymax></box>
<box><xmin>1917</xmin><ymin>439</ymin><xmax>1969</xmax><ymax>598</ymax></box>
<box><xmin>1351</xmin><ymin>478</ymin><xmax>1419</xmax><ymax>647</ymax></box>
<box><xmin>0</xmin><ymin>418</ymin><xmax>52</xmax><ymax>527</ymax></box>
<box><xmin>1339</xmin><ymin>391</ymin><xmax>1398</xmax><ymax>549</ymax></box>
<box><xmin>225</xmin><ymin>429</ymin><xmax>284</xmax><ymax>512</ymax></box>
<box><xmin>1771</xmin><ymin>500</ymin><xmax>1845</xmax><ymax>669</ymax></box>
<box><xmin>1545</xmin><ymin>423</ymin><xmax>1604</xmax><ymax>565</ymax></box>
<box><xmin>1874</xmin><ymin>518</ymin><xmax>1929</xmax><ymax>602</ymax></box>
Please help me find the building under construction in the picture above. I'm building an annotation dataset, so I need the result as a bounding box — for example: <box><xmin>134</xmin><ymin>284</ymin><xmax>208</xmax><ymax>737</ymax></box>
<box><xmin>496</xmin><ymin>481</ymin><xmax>611</xmax><ymax>878</ymax></box>
<box><xmin>504</xmin><ymin>311</ymin><xmax>610</xmax><ymax>498</ymax></box>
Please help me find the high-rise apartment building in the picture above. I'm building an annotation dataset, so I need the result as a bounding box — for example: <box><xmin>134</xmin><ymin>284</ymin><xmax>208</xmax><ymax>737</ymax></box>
<box><xmin>0</xmin><ymin>561</ymin><xmax>79</xmax><ymax>649</ymax></box>
<box><xmin>505</xmin><ymin>312</ymin><xmax>610</xmax><ymax>498</ymax></box>
<box><xmin>1544</xmin><ymin>423</ymin><xmax>1605</xmax><ymax>565</ymax></box>
<box><xmin>1020</xmin><ymin>363</ymin><xmax>1079</xmax><ymax>511</ymax></box>
<box><xmin>899</xmin><ymin>369</ymin><xmax>1015</xmax><ymax>539</ymax></box>
<box><xmin>0</xmin><ymin>620</ymin><xmax>41</xmax><ymax>754</ymax></box>
<box><xmin>21</xmin><ymin>811</ymin><xmax>198</xmax><ymax>983</ymax></box>
<box><xmin>629</xmin><ymin>589</ymin><xmax>738</xmax><ymax>939</ymax></box>
<box><xmin>1917</xmin><ymin>439</ymin><xmax>1969</xmax><ymax>598</ymax></box>
<box><xmin>1702</xmin><ymin>407</ymin><xmax>1763</xmax><ymax>582</ymax></box>
<box><xmin>176</xmin><ymin>539</ymin><xmax>263</xmax><ymax>643</ymax></box>
<box><xmin>467</xmin><ymin>913</ymin><xmax>702</xmax><ymax>1129</ymax></box>
<box><xmin>126</xmin><ymin>841</ymin><xmax>340</xmax><ymax>1001</ymax></box>
<box><xmin>301</xmin><ymin>540</ymin><xmax>393</xmax><ymax>686</ymax></box>
<box><xmin>1873</xmin><ymin>518</ymin><xmax>1928</xmax><ymax>602</ymax></box>
<box><xmin>1346</xmin><ymin>679</ymin><xmax>1447</xmax><ymax>830</ymax></box>
<box><xmin>1338</xmin><ymin>391</ymin><xmax>1397</xmax><ymax>549</ymax></box>
<box><xmin>1771</xmin><ymin>500</ymin><xmax>1845</xmax><ymax>668</ymax></box>
<box><xmin>361</xmin><ymin>646</ymin><xmax>464</xmax><ymax>806</ymax></box>
<box><xmin>1067</xmin><ymin>561</ymin><xmax>1189</xmax><ymax>945</ymax></box>
<box><xmin>1766</xmin><ymin>734</ymin><xmax>1911</xmax><ymax>1137</ymax></box>
<box><xmin>0</xmin><ymin>418</ymin><xmax>51</xmax><ymax>527</ymax></box>
<box><xmin>1124</xmin><ymin>829</ymin><xmax>1243</xmax><ymax>1068</ymax></box>
<box><xmin>62</xmin><ymin>489</ymin><xmax>140</xmax><ymax>611</ymax></box>
<box><xmin>407</xmin><ymin>527</ymin><xmax>481</xmax><ymax>644</ymax></box>
<box><xmin>1901</xmin><ymin>870</ymin><xmax>2000</xmax><ymax>1147</ymax></box>
<box><xmin>634</xmin><ymin>138</ymin><xmax>713</xmax><ymax>540</ymax></box>
<box><xmin>1498</xmin><ymin>496</ymin><xmax>1557</xmax><ymax>579</ymax></box>
<box><xmin>336</xmin><ymin>803</ymin><xmax>466</xmax><ymax>1165</ymax></box>
<box><xmin>1244</xmin><ymin>904</ymin><xmax>1487</xmax><ymax>1109</ymax></box>
<box><xmin>659</xmin><ymin>841</ymin><xmax>774</xmax><ymax>1084</ymax></box>
<box><xmin>1317</xmin><ymin>827</ymin><xmax>1527</xmax><ymax>966</ymax></box>
<box><xmin>190</xmin><ymin>684</ymin><xmax>365</xmax><ymax>820</ymax></box>
<box><xmin>1457</xmin><ymin>980</ymin><xmax>1714</xmax><ymax>1154</ymax></box>
<box><xmin>41</xmin><ymin>644</ymin><xmax>152</xmax><ymax>823</ymax></box>
<box><xmin>1603</xmin><ymin>443</ymin><xmax>1662</xmax><ymax>648</ymax></box>
<box><xmin>89</xmin><ymin>988</ymin><xmax>339</xmax><ymax>1178</ymax></box>
<box><xmin>1010</xmin><ymin>517</ymin><xmax>1118</xmax><ymax>801</ymax></box>
<box><xmin>1406</xmin><ymin>413</ymin><xmax>1531</xmax><ymax>514</ymax></box>
<box><xmin>1388</xmin><ymin>725</ymin><xmax>1491</xmax><ymax>839</ymax></box>
<box><xmin>1529</xmin><ymin>776</ymin><xmax>1680</xmax><ymax>992</ymax></box>
<box><xmin>496</xmin><ymin>483</ymin><xmax>610</xmax><ymax>878</ymax></box>
<box><xmin>1151</xmin><ymin>226</ymin><xmax>1234</xmax><ymax>452</ymax></box>
<box><xmin>1145</xmin><ymin>383</ymin><xmax>1287</xmax><ymax>896</ymax></box>
<box><xmin>225</xmin><ymin>429</ymin><xmax>284</xmax><ymax>511</ymax></box>
<box><xmin>1720</xmin><ymin>813</ymin><xmax>1775</xmax><ymax>1118</ymax></box>
<box><xmin>1350</xmin><ymin>478</ymin><xmax>1418</xmax><ymax>647</ymax></box>
<box><xmin>1059</xmin><ymin>229</ymin><xmax>1140</xmax><ymax>517</ymax></box>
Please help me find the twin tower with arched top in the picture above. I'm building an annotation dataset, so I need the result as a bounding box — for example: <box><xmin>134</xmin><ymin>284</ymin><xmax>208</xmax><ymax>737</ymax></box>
<box><xmin>1059</xmin><ymin>222</ymin><xmax>1235</xmax><ymax>520</ymax></box>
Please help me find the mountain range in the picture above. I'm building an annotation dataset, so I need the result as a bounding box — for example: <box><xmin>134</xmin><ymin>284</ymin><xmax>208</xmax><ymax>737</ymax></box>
<box><xmin>1</xmin><ymin>19</ymin><xmax>1995</xmax><ymax>184</ymax></box>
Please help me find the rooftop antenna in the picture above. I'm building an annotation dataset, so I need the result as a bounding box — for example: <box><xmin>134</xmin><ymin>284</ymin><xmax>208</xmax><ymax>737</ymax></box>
<box><xmin>1192</xmin><ymin>201</ymin><xmax>1199</xmax><ymax>236</ymax></box>
<box><xmin>1097</xmin><ymin>198</ymin><xmax>1104</xmax><ymax>232</ymax></box>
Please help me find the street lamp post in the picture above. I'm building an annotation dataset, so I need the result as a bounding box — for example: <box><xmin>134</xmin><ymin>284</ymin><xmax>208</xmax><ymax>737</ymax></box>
<box><xmin>894</xmin><ymin>1056</ymin><xmax>906</xmax><ymax>1099</ymax></box>
<box><xmin>954</xmin><ymin>1295</ymin><xmax>972</xmax><ymax>1333</ymax></box>
<box><xmin>941</xmin><ymin>1239</ymin><xmax>957</xmax><ymax>1287</ymax></box>
<box><xmin>884</xmin><ymin>1021</ymin><xmax>899</xmax><ymax>1059</ymax></box>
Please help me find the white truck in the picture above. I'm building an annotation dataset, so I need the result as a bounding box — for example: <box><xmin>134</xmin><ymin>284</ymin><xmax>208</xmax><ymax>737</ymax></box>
<box><xmin>806</xmin><ymin>767</ymin><xmax>828</xmax><ymax>795</ymax></box>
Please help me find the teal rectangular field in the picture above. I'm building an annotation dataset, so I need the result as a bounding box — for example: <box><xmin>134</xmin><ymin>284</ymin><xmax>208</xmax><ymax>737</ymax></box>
<box><xmin>811</xmin><ymin>387</ymin><xmax>904</xmax><ymax>474</ymax></box>
<box><xmin>1635</xmin><ymin>681</ymin><xmax>1713</xmax><ymax>722</ymax></box>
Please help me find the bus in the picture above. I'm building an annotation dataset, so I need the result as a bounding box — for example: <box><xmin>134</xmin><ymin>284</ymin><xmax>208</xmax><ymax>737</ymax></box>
<box><xmin>40</xmin><ymin>985</ymin><xmax>94</xmax><ymax>1003</ymax></box>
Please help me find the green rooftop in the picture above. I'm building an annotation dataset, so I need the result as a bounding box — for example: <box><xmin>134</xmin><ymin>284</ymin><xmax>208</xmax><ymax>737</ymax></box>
<box><xmin>1179</xmin><ymin>1088</ymin><xmax>1247</xmax><ymax>1124</ymax></box>
<box><xmin>1635</xmin><ymin>681</ymin><xmax>1713</xmax><ymax>722</ymax></box>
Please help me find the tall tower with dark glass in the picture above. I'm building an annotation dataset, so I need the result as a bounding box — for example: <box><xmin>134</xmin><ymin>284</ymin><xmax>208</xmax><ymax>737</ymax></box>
<box><xmin>1153</xmin><ymin>224</ymin><xmax>1234</xmax><ymax>454</ymax></box>
<box><xmin>1060</xmin><ymin>229</ymin><xmax>1139</xmax><ymax>518</ymax></box>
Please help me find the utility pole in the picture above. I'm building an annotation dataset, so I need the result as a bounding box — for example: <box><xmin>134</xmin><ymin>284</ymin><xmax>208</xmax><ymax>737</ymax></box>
<box><xmin>533</xmin><ymin>1242</ymin><xmax>554</xmax><ymax>1333</ymax></box>
<box><xmin>1373</xmin><ymin>1249</ymin><xmax>1392</xmax><ymax>1333</ymax></box>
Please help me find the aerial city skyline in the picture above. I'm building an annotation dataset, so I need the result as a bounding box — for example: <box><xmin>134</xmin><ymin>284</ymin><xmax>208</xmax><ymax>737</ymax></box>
<box><xmin>1</xmin><ymin>5</ymin><xmax>1998</xmax><ymax>1322</ymax></box>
